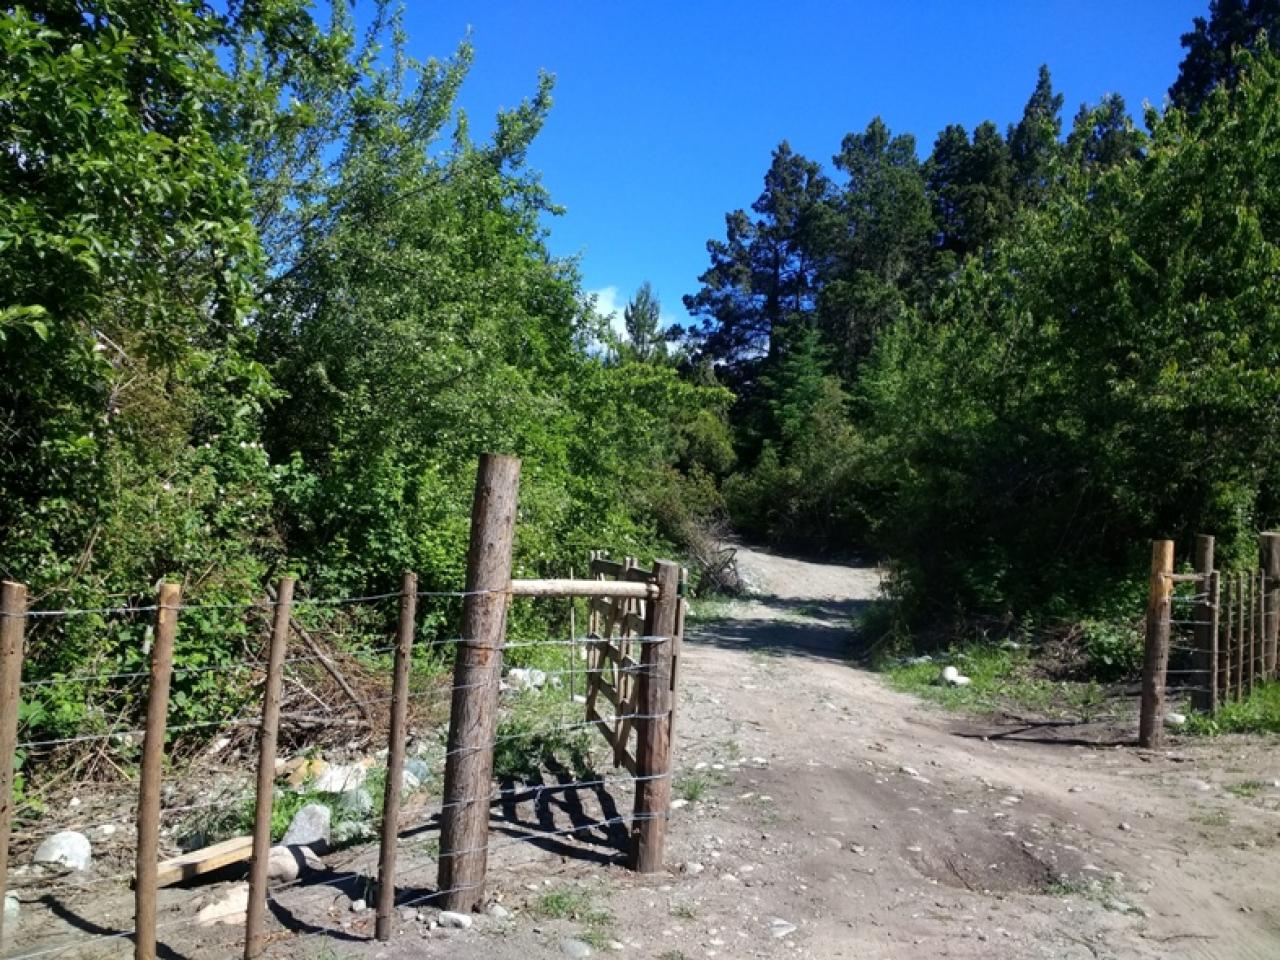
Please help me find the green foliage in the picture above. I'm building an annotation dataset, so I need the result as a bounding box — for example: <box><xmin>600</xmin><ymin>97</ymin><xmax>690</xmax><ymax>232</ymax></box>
<box><xmin>1080</xmin><ymin>620</ymin><xmax>1144</xmax><ymax>682</ymax></box>
<box><xmin>880</xmin><ymin>645</ymin><xmax>1107</xmax><ymax>719</ymax></box>
<box><xmin>1184</xmin><ymin>681</ymin><xmax>1280</xmax><ymax>734</ymax></box>
<box><xmin>1</xmin><ymin>1</ymin><xmax>731</xmax><ymax>763</ymax></box>
<box><xmin>857</xmin><ymin>46</ymin><xmax>1280</xmax><ymax>618</ymax></box>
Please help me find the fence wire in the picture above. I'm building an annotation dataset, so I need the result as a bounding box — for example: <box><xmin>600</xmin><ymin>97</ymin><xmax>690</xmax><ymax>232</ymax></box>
<box><xmin>2</xmin><ymin>572</ymin><xmax>677</xmax><ymax>960</ymax></box>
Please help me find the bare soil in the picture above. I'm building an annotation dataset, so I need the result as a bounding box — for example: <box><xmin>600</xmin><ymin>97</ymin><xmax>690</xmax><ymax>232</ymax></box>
<box><xmin>8</xmin><ymin>546</ymin><xmax>1280</xmax><ymax>960</ymax></box>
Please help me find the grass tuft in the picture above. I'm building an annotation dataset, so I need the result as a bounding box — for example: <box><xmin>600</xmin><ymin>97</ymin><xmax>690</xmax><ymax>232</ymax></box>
<box><xmin>1183</xmin><ymin>682</ymin><xmax>1280</xmax><ymax>735</ymax></box>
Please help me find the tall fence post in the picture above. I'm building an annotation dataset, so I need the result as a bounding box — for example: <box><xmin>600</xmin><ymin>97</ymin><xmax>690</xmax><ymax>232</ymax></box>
<box><xmin>438</xmin><ymin>454</ymin><xmax>520</xmax><ymax>913</ymax></box>
<box><xmin>1236</xmin><ymin>572</ymin><xmax>1246</xmax><ymax>700</ymax></box>
<box><xmin>0</xmin><ymin>582</ymin><xmax>27</xmax><ymax>943</ymax></box>
<box><xmin>1139</xmin><ymin>540</ymin><xmax>1173</xmax><ymax>749</ymax></box>
<box><xmin>136</xmin><ymin>582</ymin><xmax>180</xmax><ymax>960</ymax></box>
<box><xmin>245</xmin><ymin>577</ymin><xmax>294</xmax><ymax>960</ymax></box>
<box><xmin>631</xmin><ymin>559</ymin><xmax>678</xmax><ymax>873</ymax></box>
<box><xmin>1191</xmin><ymin>535</ymin><xmax>1215</xmax><ymax>713</ymax></box>
<box><xmin>376</xmin><ymin>571</ymin><xmax>417</xmax><ymax>940</ymax></box>
<box><xmin>1262</xmin><ymin>533</ymin><xmax>1280</xmax><ymax>680</ymax></box>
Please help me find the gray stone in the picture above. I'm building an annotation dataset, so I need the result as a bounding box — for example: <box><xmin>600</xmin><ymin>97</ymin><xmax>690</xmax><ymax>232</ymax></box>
<box><xmin>768</xmin><ymin>918</ymin><xmax>797</xmax><ymax>939</ymax></box>
<box><xmin>402</xmin><ymin>758</ymin><xmax>430</xmax><ymax>793</ymax></box>
<box><xmin>351</xmin><ymin>899</ymin><xmax>367</xmax><ymax>914</ymax></box>
<box><xmin>439</xmin><ymin>910</ymin><xmax>472</xmax><ymax>930</ymax></box>
<box><xmin>486</xmin><ymin>903</ymin><xmax>511</xmax><ymax>920</ymax></box>
<box><xmin>281</xmin><ymin>803</ymin><xmax>331</xmax><ymax>847</ymax></box>
<box><xmin>561</xmin><ymin>938</ymin><xmax>593</xmax><ymax>958</ymax></box>
<box><xmin>33</xmin><ymin>831</ymin><xmax>92</xmax><ymax>872</ymax></box>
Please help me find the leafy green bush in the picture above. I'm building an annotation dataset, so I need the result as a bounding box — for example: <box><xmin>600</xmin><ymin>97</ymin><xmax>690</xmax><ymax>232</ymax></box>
<box><xmin>1079</xmin><ymin>620</ymin><xmax>1144</xmax><ymax>682</ymax></box>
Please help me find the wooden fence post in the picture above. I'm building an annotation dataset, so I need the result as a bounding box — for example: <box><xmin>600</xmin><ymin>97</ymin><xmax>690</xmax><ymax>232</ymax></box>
<box><xmin>1191</xmin><ymin>535</ymin><xmax>1214</xmax><ymax>713</ymax></box>
<box><xmin>1236</xmin><ymin>572</ymin><xmax>1246</xmax><ymax>701</ymax></box>
<box><xmin>245</xmin><ymin>577</ymin><xmax>293</xmax><ymax>960</ymax></box>
<box><xmin>0</xmin><ymin>582</ymin><xmax>27</xmax><ymax>943</ymax></box>
<box><xmin>136</xmin><ymin>582</ymin><xmax>180</xmax><ymax>960</ymax></box>
<box><xmin>1221</xmin><ymin>574</ymin><xmax>1234</xmax><ymax>706</ymax></box>
<box><xmin>376</xmin><ymin>571</ymin><xmax>417</xmax><ymax>940</ymax></box>
<box><xmin>1139</xmin><ymin>541</ymin><xmax>1173</xmax><ymax>749</ymax></box>
<box><xmin>1249</xmin><ymin>576</ymin><xmax>1259</xmax><ymax>696</ymax></box>
<box><xmin>438</xmin><ymin>454</ymin><xmax>520</xmax><ymax>912</ymax></box>
<box><xmin>1263</xmin><ymin>533</ymin><xmax>1280</xmax><ymax>680</ymax></box>
<box><xmin>1206</xmin><ymin>571</ymin><xmax>1220</xmax><ymax>714</ymax></box>
<box><xmin>630</xmin><ymin>560</ymin><xmax>678</xmax><ymax>872</ymax></box>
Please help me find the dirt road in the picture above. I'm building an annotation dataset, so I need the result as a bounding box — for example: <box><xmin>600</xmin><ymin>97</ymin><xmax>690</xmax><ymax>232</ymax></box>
<box><xmin>656</xmin><ymin>546</ymin><xmax>1280</xmax><ymax>960</ymax></box>
<box><xmin>12</xmin><ymin>548</ymin><xmax>1279</xmax><ymax>960</ymax></box>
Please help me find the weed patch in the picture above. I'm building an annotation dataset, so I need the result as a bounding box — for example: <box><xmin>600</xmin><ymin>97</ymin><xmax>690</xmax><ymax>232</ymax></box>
<box><xmin>1183</xmin><ymin>682</ymin><xmax>1280</xmax><ymax>735</ymax></box>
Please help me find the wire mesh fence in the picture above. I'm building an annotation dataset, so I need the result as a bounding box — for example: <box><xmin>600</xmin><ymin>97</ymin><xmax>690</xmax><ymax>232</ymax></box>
<box><xmin>0</xmin><ymin>555</ymin><xmax>683</xmax><ymax>960</ymax></box>
<box><xmin>1139</xmin><ymin>533</ymin><xmax>1280</xmax><ymax>748</ymax></box>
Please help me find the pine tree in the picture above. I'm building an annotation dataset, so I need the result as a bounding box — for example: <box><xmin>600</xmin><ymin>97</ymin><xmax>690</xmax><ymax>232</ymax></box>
<box><xmin>1007</xmin><ymin>65</ymin><xmax>1064</xmax><ymax>206</ymax></box>
<box><xmin>622</xmin><ymin>281</ymin><xmax>666</xmax><ymax>363</ymax></box>
<box><xmin>1170</xmin><ymin>0</ymin><xmax>1280</xmax><ymax>113</ymax></box>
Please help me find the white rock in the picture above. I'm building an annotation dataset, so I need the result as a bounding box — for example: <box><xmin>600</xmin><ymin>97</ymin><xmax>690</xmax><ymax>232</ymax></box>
<box><xmin>561</xmin><ymin>938</ymin><xmax>593</xmax><ymax>958</ymax></box>
<box><xmin>97</xmin><ymin>824</ymin><xmax>118</xmax><ymax>837</ymax></box>
<box><xmin>1164</xmin><ymin>711</ymin><xmax>1187</xmax><ymax>728</ymax></box>
<box><xmin>266</xmin><ymin>845</ymin><xmax>322</xmax><ymax>883</ymax></box>
<box><xmin>768</xmin><ymin>918</ymin><xmax>797</xmax><ymax>939</ymax></box>
<box><xmin>899</xmin><ymin>765</ymin><xmax>919</xmax><ymax>777</ymax></box>
<box><xmin>951</xmin><ymin>675</ymin><xmax>972</xmax><ymax>686</ymax></box>
<box><xmin>351</xmin><ymin>899</ymin><xmax>367</xmax><ymax>913</ymax></box>
<box><xmin>529</xmin><ymin>668</ymin><xmax>548</xmax><ymax>688</ymax></box>
<box><xmin>197</xmin><ymin>884</ymin><xmax>249</xmax><ymax>926</ymax></box>
<box><xmin>281</xmin><ymin>803</ymin><xmax>331</xmax><ymax>847</ymax></box>
<box><xmin>4</xmin><ymin>893</ymin><xmax>18</xmax><ymax>928</ymax></box>
<box><xmin>680</xmin><ymin>861</ymin><xmax>705</xmax><ymax>876</ymax></box>
<box><xmin>670</xmin><ymin>798</ymin><xmax>689</xmax><ymax>810</ymax></box>
<box><xmin>486</xmin><ymin>903</ymin><xmax>511</xmax><ymax>920</ymax></box>
<box><xmin>439</xmin><ymin>910</ymin><xmax>472</xmax><ymax>930</ymax></box>
<box><xmin>507</xmin><ymin>668</ymin><xmax>533</xmax><ymax>690</ymax></box>
<box><xmin>311</xmin><ymin>763</ymin><xmax>367</xmax><ymax>793</ymax></box>
<box><xmin>33</xmin><ymin>831</ymin><xmax>92</xmax><ymax>872</ymax></box>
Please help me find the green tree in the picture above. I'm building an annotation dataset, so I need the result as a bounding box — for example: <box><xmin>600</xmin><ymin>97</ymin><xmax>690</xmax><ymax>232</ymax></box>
<box><xmin>1007</xmin><ymin>65</ymin><xmax>1064</xmax><ymax>206</ymax></box>
<box><xmin>860</xmin><ymin>45</ymin><xmax>1280</xmax><ymax>616</ymax></box>
<box><xmin>681</xmin><ymin>142</ymin><xmax>835</xmax><ymax>386</ymax></box>
<box><xmin>819</xmin><ymin>118</ymin><xmax>932</xmax><ymax>380</ymax></box>
<box><xmin>1170</xmin><ymin>0</ymin><xmax>1280</xmax><ymax>113</ymax></box>
<box><xmin>1065</xmin><ymin>95</ymin><xmax>1146</xmax><ymax>172</ymax></box>
<box><xmin>925</xmin><ymin>120</ymin><xmax>1015</xmax><ymax>259</ymax></box>
<box><xmin>621</xmin><ymin>281</ymin><xmax>667</xmax><ymax>363</ymax></box>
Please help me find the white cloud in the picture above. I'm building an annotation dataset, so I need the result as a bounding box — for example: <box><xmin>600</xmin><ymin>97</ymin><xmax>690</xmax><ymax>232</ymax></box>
<box><xmin>587</xmin><ymin>285</ymin><xmax>678</xmax><ymax>341</ymax></box>
<box><xmin>588</xmin><ymin>285</ymin><xmax>628</xmax><ymax>340</ymax></box>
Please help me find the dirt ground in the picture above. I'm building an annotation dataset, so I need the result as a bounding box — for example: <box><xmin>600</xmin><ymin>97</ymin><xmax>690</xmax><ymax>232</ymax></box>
<box><xmin>8</xmin><ymin>546</ymin><xmax>1280</xmax><ymax>960</ymax></box>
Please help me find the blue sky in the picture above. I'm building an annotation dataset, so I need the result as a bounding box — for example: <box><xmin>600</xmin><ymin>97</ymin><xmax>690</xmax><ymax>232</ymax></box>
<box><xmin>403</xmin><ymin>1</ymin><xmax>1207</xmax><ymax>330</ymax></box>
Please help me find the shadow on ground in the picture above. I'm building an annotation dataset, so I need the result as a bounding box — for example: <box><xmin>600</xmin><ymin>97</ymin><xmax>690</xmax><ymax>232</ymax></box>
<box><xmin>687</xmin><ymin>595</ymin><xmax>875</xmax><ymax>663</ymax></box>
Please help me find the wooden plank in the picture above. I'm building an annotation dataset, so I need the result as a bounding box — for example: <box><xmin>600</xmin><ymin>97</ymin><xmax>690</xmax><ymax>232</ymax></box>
<box><xmin>158</xmin><ymin>836</ymin><xmax>253</xmax><ymax>887</ymax></box>
<box><xmin>590</xmin><ymin>558</ymin><xmax>626</xmax><ymax>579</ymax></box>
<box><xmin>623</xmin><ymin>566</ymin><xmax>655</xmax><ymax>584</ymax></box>
<box><xmin>509</xmin><ymin>579</ymin><xmax>656</xmax><ymax>599</ymax></box>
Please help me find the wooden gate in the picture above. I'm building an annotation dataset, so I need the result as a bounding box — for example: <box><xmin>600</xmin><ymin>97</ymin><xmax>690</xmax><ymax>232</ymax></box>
<box><xmin>585</xmin><ymin>552</ymin><xmax>685</xmax><ymax>776</ymax></box>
